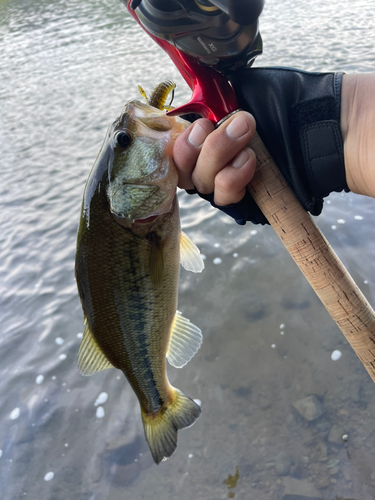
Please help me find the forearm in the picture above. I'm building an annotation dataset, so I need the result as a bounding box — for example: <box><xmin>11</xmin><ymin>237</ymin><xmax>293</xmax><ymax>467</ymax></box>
<box><xmin>341</xmin><ymin>74</ymin><xmax>375</xmax><ymax>198</ymax></box>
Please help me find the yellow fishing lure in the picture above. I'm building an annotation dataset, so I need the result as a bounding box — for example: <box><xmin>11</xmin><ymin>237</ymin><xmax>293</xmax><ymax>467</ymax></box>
<box><xmin>138</xmin><ymin>80</ymin><xmax>176</xmax><ymax>111</ymax></box>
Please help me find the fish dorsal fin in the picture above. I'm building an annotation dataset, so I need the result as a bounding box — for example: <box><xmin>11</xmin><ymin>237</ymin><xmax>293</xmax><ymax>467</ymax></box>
<box><xmin>77</xmin><ymin>321</ymin><xmax>114</xmax><ymax>376</ymax></box>
<box><xmin>166</xmin><ymin>311</ymin><xmax>202</xmax><ymax>368</ymax></box>
<box><xmin>180</xmin><ymin>231</ymin><xmax>204</xmax><ymax>273</ymax></box>
<box><xmin>149</xmin><ymin>232</ymin><xmax>165</xmax><ymax>289</ymax></box>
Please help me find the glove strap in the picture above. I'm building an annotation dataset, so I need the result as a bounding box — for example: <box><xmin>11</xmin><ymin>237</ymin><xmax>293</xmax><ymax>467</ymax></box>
<box><xmin>292</xmin><ymin>73</ymin><xmax>348</xmax><ymax>201</ymax></box>
<box><xmin>300</xmin><ymin>119</ymin><xmax>346</xmax><ymax>199</ymax></box>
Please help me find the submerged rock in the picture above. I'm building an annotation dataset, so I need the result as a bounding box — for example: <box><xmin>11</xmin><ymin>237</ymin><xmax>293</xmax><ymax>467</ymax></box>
<box><xmin>293</xmin><ymin>395</ymin><xmax>325</xmax><ymax>421</ymax></box>
<box><xmin>349</xmin><ymin>379</ymin><xmax>361</xmax><ymax>402</ymax></box>
<box><xmin>318</xmin><ymin>441</ymin><xmax>328</xmax><ymax>462</ymax></box>
<box><xmin>328</xmin><ymin>424</ymin><xmax>346</xmax><ymax>444</ymax></box>
<box><xmin>315</xmin><ymin>420</ymin><xmax>331</xmax><ymax>433</ymax></box>
<box><xmin>275</xmin><ymin>451</ymin><xmax>292</xmax><ymax>476</ymax></box>
<box><xmin>282</xmin><ymin>476</ymin><xmax>322</xmax><ymax>499</ymax></box>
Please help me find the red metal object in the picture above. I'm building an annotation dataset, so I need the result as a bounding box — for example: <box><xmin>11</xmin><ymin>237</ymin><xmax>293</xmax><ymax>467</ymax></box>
<box><xmin>127</xmin><ymin>1</ymin><xmax>239</xmax><ymax>123</ymax></box>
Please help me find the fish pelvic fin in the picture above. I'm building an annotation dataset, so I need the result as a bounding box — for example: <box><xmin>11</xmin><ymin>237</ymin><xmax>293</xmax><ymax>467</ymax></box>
<box><xmin>77</xmin><ymin>320</ymin><xmax>114</xmax><ymax>376</ymax></box>
<box><xmin>180</xmin><ymin>231</ymin><xmax>204</xmax><ymax>273</ymax></box>
<box><xmin>141</xmin><ymin>389</ymin><xmax>201</xmax><ymax>464</ymax></box>
<box><xmin>167</xmin><ymin>311</ymin><xmax>202</xmax><ymax>368</ymax></box>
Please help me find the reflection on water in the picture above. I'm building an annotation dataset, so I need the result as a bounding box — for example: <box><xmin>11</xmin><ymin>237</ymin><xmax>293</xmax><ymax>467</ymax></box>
<box><xmin>0</xmin><ymin>0</ymin><xmax>375</xmax><ymax>499</ymax></box>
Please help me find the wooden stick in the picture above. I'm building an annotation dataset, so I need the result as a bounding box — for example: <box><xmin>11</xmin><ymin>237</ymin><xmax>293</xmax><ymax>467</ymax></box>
<box><xmin>248</xmin><ymin>132</ymin><xmax>375</xmax><ymax>382</ymax></box>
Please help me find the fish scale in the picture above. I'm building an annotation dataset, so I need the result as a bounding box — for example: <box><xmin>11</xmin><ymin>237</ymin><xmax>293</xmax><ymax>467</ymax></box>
<box><xmin>79</xmin><ymin>208</ymin><xmax>178</xmax><ymax>407</ymax></box>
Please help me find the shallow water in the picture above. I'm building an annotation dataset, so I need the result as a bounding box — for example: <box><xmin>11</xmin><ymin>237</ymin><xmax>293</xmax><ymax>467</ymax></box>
<box><xmin>0</xmin><ymin>0</ymin><xmax>375</xmax><ymax>499</ymax></box>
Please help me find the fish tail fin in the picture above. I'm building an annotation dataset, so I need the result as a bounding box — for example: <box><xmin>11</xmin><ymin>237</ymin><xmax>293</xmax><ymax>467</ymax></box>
<box><xmin>141</xmin><ymin>389</ymin><xmax>201</xmax><ymax>464</ymax></box>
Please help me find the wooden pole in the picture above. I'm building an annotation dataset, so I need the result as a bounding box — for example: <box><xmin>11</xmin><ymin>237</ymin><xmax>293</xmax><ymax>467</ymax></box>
<box><xmin>248</xmin><ymin>132</ymin><xmax>375</xmax><ymax>382</ymax></box>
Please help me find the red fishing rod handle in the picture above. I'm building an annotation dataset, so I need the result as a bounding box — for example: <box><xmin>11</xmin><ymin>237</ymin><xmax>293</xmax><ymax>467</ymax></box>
<box><xmin>127</xmin><ymin>1</ymin><xmax>238</xmax><ymax>123</ymax></box>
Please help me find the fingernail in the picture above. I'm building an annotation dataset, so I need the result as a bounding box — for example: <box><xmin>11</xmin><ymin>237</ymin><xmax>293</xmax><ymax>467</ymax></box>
<box><xmin>226</xmin><ymin>115</ymin><xmax>249</xmax><ymax>139</ymax></box>
<box><xmin>232</xmin><ymin>148</ymin><xmax>251</xmax><ymax>168</ymax></box>
<box><xmin>188</xmin><ymin>122</ymin><xmax>207</xmax><ymax>147</ymax></box>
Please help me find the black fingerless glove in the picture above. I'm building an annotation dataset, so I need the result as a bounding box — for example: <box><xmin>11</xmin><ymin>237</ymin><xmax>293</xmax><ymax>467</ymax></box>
<box><xmin>186</xmin><ymin>188</ymin><xmax>268</xmax><ymax>225</ymax></box>
<box><xmin>188</xmin><ymin>67</ymin><xmax>349</xmax><ymax>225</ymax></box>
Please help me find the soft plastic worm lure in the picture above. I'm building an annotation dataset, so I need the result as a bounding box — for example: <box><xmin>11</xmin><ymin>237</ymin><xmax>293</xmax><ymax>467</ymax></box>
<box><xmin>138</xmin><ymin>80</ymin><xmax>176</xmax><ymax>110</ymax></box>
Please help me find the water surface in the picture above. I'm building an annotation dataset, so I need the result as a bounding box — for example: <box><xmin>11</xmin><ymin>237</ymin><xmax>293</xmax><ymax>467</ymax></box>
<box><xmin>1</xmin><ymin>1</ymin><xmax>375</xmax><ymax>499</ymax></box>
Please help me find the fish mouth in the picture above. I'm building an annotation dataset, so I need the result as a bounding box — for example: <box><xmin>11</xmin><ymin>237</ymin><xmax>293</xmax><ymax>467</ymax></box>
<box><xmin>126</xmin><ymin>101</ymin><xmax>189</xmax><ymax>139</ymax></box>
<box><xmin>133</xmin><ymin>214</ymin><xmax>159</xmax><ymax>225</ymax></box>
<box><xmin>138</xmin><ymin>116</ymin><xmax>172</xmax><ymax>132</ymax></box>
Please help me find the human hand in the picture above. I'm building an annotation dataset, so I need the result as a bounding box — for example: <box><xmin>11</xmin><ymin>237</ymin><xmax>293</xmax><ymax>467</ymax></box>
<box><xmin>173</xmin><ymin>111</ymin><xmax>256</xmax><ymax>206</ymax></box>
<box><xmin>173</xmin><ymin>111</ymin><xmax>269</xmax><ymax>224</ymax></box>
<box><xmin>174</xmin><ymin>67</ymin><xmax>350</xmax><ymax>225</ymax></box>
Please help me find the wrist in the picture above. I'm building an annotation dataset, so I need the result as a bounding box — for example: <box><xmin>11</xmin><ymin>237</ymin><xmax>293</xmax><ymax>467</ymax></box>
<box><xmin>341</xmin><ymin>74</ymin><xmax>375</xmax><ymax>197</ymax></box>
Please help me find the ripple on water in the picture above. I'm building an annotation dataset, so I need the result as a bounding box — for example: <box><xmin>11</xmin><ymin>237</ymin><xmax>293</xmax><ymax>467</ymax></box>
<box><xmin>44</xmin><ymin>472</ymin><xmax>54</xmax><ymax>482</ymax></box>
<box><xmin>96</xmin><ymin>407</ymin><xmax>105</xmax><ymax>419</ymax></box>
<box><xmin>331</xmin><ymin>350</ymin><xmax>342</xmax><ymax>361</ymax></box>
<box><xmin>10</xmin><ymin>408</ymin><xmax>20</xmax><ymax>420</ymax></box>
<box><xmin>94</xmin><ymin>392</ymin><xmax>108</xmax><ymax>406</ymax></box>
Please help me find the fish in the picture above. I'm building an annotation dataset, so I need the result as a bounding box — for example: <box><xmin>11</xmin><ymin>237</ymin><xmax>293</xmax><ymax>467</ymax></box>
<box><xmin>75</xmin><ymin>82</ymin><xmax>204</xmax><ymax>464</ymax></box>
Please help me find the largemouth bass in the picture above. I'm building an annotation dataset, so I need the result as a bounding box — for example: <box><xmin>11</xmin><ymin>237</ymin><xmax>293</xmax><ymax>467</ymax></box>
<box><xmin>75</xmin><ymin>82</ymin><xmax>204</xmax><ymax>464</ymax></box>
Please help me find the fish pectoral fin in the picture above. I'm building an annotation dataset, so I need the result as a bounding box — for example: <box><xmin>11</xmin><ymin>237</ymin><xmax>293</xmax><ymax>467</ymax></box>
<box><xmin>149</xmin><ymin>233</ymin><xmax>165</xmax><ymax>289</ymax></box>
<box><xmin>180</xmin><ymin>231</ymin><xmax>204</xmax><ymax>273</ymax></box>
<box><xmin>166</xmin><ymin>311</ymin><xmax>202</xmax><ymax>368</ymax></box>
<box><xmin>77</xmin><ymin>321</ymin><xmax>114</xmax><ymax>376</ymax></box>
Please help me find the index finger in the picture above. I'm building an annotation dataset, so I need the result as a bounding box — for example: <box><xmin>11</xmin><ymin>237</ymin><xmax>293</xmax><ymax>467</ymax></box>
<box><xmin>192</xmin><ymin>111</ymin><xmax>256</xmax><ymax>194</ymax></box>
<box><xmin>173</xmin><ymin>118</ymin><xmax>215</xmax><ymax>190</ymax></box>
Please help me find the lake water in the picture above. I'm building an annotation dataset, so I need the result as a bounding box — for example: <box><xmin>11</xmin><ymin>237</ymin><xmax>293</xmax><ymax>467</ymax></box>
<box><xmin>1</xmin><ymin>1</ymin><xmax>375</xmax><ymax>499</ymax></box>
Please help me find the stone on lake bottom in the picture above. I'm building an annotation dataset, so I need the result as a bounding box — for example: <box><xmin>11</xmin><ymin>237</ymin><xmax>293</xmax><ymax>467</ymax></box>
<box><xmin>275</xmin><ymin>451</ymin><xmax>292</xmax><ymax>476</ymax></box>
<box><xmin>293</xmin><ymin>395</ymin><xmax>324</xmax><ymax>421</ymax></box>
<box><xmin>328</xmin><ymin>424</ymin><xmax>346</xmax><ymax>444</ymax></box>
<box><xmin>282</xmin><ymin>476</ymin><xmax>322</xmax><ymax>499</ymax></box>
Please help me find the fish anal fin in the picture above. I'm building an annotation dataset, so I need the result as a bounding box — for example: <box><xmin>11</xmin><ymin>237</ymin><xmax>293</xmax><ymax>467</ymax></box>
<box><xmin>141</xmin><ymin>389</ymin><xmax>201</xmax><ymax>464</ymax></box>
<box><xmin>77</xmin><ymin>321</ymin><xmax>114</xmax><ymax>376</ymax></box>
<box><xmin>166</xmin><ymin>311</ymin><xmax>202</xmax><ymax>368</ymax></box>
<box><xmin>149</xmin><ymin>232</ymin><xmax>165</xmax><ymax>289</ymax></box>
<box><xmin>180</xmin><ymin>231</ymin><xmax>204</xmax><ymax>273</ymax></box>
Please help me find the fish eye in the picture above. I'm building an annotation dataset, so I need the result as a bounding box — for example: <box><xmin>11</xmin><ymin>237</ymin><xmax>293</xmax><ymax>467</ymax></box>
<box><xmin>116</xmin><ymin>131</ymin><xmax>132</xmax><ymax>149</ymax></box>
